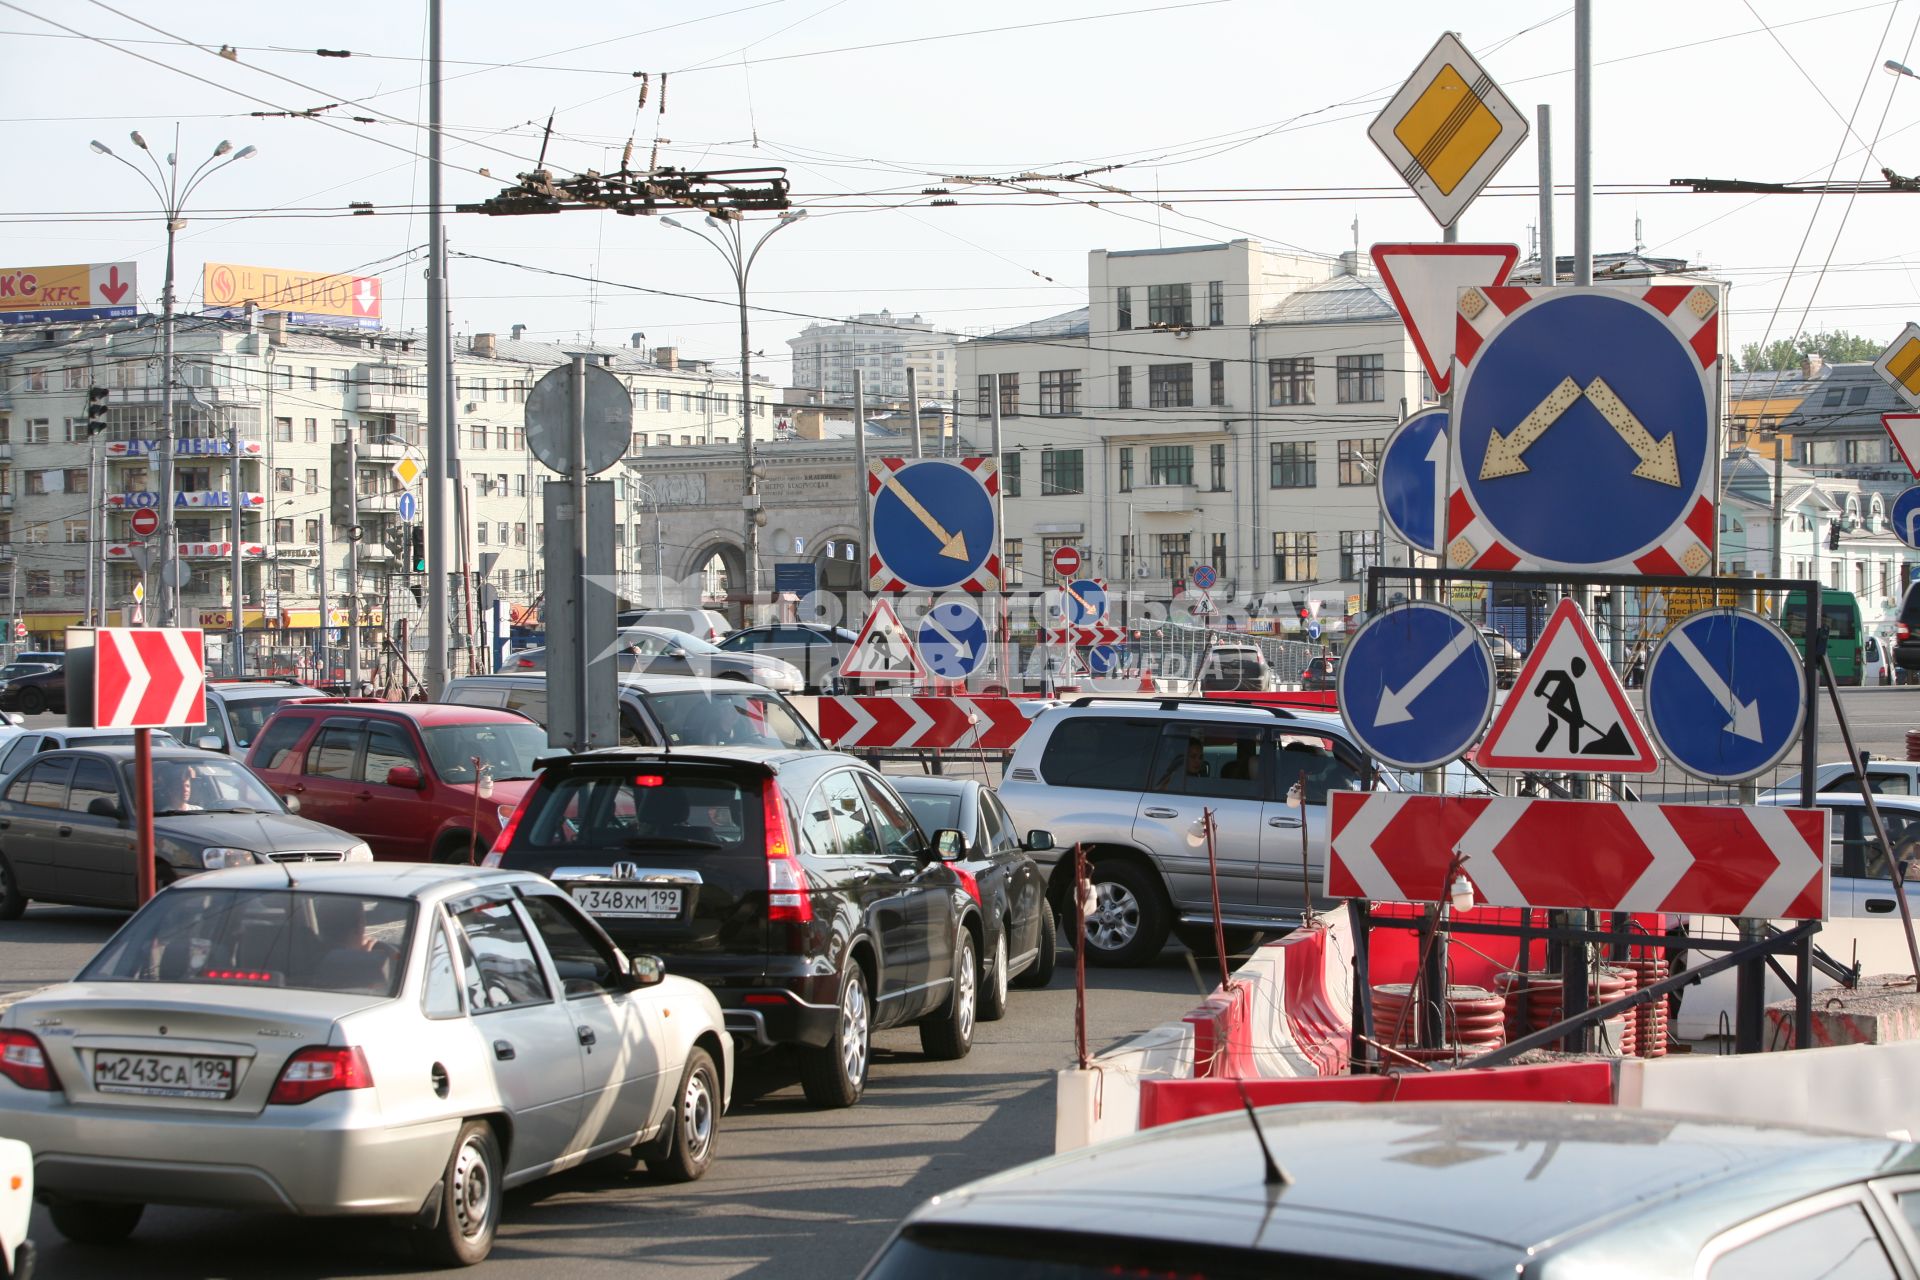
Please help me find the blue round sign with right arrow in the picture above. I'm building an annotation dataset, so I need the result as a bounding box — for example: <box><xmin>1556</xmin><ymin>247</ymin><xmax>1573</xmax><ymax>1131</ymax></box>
<box><xmin>1643</xmin><ymin>607</ymin><xmax>1805</xmax><ymax>782</ymax></box>
<box><xmin>917</xmin><ymin>600</ymin><xmax>988</xmax><ymax>679</ymax></box>
<box><xmin>868</xmin><ymin>458</ymin><xmax>1000</xmax><ymax>592</ymax></box>
<box><xmin>1337</xmin><ymin>601</ymin><xmax>1496</xmax><ymax>771</ymax></box>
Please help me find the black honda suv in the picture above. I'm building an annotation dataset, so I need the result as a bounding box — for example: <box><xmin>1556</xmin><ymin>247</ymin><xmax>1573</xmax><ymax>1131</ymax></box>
<box><xmin>489</xmin><ymin>746</ymin><xmax>986</xmax><ymax>1107</ymax></box>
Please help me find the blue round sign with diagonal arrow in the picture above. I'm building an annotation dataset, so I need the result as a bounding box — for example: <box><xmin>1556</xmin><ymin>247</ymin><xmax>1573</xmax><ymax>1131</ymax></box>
<box><xmin>1893</xmin><ymin>486</ymin><xmax>1920</xmax><ymax>550</ymax></box>
<box><xmin>1643</xmin><ymin>607</ymin><xmax>1805</xmax><ymax>782</ymax></box>
<box><xmin>1063</xmin><ymin>578</ymin><xmax>1108</xmax><ymax>625</ymax></box>
<box><xmin>1337</xmin><ymin>601</ymin><xmax>1497</xmax><ymax>771</ymax></box>
<box><xmin>917</xmin><ymin>600</ymin><xmax>988</xmax><ymax>679</ymax></box>
<box><xmin>1379</xmin><ymin>407</ymin><xmax>1449</xmax><ymax>555</ymax></box>
<box><xmin>868</xmin><ymin>458</ymin><xmax>1000</xmax><ymax>592</ymax></box>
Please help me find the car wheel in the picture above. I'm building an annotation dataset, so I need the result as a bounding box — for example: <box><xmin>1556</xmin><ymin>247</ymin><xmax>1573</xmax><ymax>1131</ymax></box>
<box><xmin>1081</xmin><ymin>860</ymin><xmax>1169</xmax><ymax>968</ymax></box>
<box><xmin>919</xmin><ymin>930</ymin><xmax>977</xmax><ymax>1060</ymax></box>
<box><xmin>17</xmin><ymin>688</ymin><xmax>44</xmax><ymax>716</ymax></box>
<box><xmin>646</xmin><ymin>1047</ymin><xmax>719</xmax><ymax>1184</ymax></box>
<box><xmin>413</xmin><ymin>1119</ymin><xmax>501</xmax><ymax>1267</ymax></box>
<box><xmin>432</xmin><ymin>834</ymin><xmax>476</xmax><ymax>865</ymax></box>
<box><xmin>0</xmin><ymin>851</ymin><xmax>26</xmax><ymax>921</ymax></box>
<box><xmin>798</xmin><ymin>964</ymin><xmax>871</xmax><ymax>1108</ymax></box>
<box><xmin>48</xmin><ymin>1198</ymin><xmax>143</xmax><ymax>1246</ymax></box>
<box><xmin>977</xmin><ymin>927</ymin><xmax>1010</xmax><ymax>1023</ymax></box>
<box><xmin>1012</xmin><ymin>897</ymin><xmax>1057</xmax><ymax>989</ymax></box>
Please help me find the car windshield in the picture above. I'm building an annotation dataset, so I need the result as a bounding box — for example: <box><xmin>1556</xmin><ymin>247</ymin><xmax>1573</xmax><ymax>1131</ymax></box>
<box><xmin>1385</xmin><ymin>758</ymin><xmax>1499</xmax><ymax>797</ymax></box>
<box><xmin>644</xmin><ymin>689</ymin><xmax>817</xmax><ymax>749</ymax></box>
<box><xmin>0</xmin><ymin>664</ymin><xmax>52</xmax><ymax>680</ymax></box>
<box><xmin>421</xmin><ymin>721</ymin><xmax>549</xmax><ymax>783</ymax></box>
<box><xmin>901</xmin><ymin>792</ymin><xmax>961</xmax><ymax>833</ymax></box>
<box><xmin>225</xmin><ymin>694</ymin><xmax>312</xmax><ymax>749</ymax></box>
<box><xmin>515</xmin><ymin>771</ymin><xmax>755</xmax><ymax>853</ymax></box>
<box><xmin>82</xmin><ymin>889</ymin><xmax>415</xmax><ymax>997</ymax></box>
<box><xmin>126</xmin><ymin>758</ymin><xmax>283</xmax><ymax>815</ymax></box>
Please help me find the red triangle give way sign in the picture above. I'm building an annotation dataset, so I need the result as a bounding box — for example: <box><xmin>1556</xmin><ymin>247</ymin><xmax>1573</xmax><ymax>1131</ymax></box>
<box><xmin>1479</xmin><ymin>599</ymin><xmax>1659</xmax><ymax>774</ymax></box>
<box><xmin>1370</xmin><ymin>243</ymin><xmax>1520</xmax><ymax>394</ymax></box>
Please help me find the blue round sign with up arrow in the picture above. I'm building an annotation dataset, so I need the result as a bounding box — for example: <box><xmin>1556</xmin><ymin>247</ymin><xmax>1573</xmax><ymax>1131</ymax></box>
<box><xmin>397</xmin><ymin>490</ymin><xmax>418</xmax><ymax>523</ymax></box>
<box><xmin>917</xmin><ymin>601</ymin><xmax>988</xmax><ymax>679</ymax></box>
<box><xmin>1337</xmin><ymin>601</ymin><xmax>1496</xmax><ymax>771</ymax></box>
<box><xmin>1893</xmin><ymin>486</ymin><xmax>1920</xmax><ymax>550</ymax></box>
<box><xmin>870</xmin><ymin>459</ymin><xmax>998</xmax><ymax>591</ymax></box>
<box><xmin>1456</xmin><ymin>290</ymin><xmax>1713</xmax><ymax>570</ymax></box>
<box><xmin>1379</xmin><ymin>408</ymin><xmax>1449</xmax><ymax>555</ymax></box>
<box><xmin>1643</xmin><ymin>607</ymin><xmax>1805</xmax><ymax>782</ymax></box>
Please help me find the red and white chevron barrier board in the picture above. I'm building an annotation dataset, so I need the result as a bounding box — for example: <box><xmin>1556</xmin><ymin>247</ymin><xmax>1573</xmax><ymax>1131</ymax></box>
<box><xmin>1328</xmin><ymin>792</ymin><xmax>1828</xmax><ymax>920</ymax></box>
<box><xmin>817</xmin><ymin>696</ymin><xmax>1032</xmax><ymax>750</ymax></box>
<box><xmin>93</xmin><ymin>627</ymin><xmax>207</xmax><ymax>729</ymax></box>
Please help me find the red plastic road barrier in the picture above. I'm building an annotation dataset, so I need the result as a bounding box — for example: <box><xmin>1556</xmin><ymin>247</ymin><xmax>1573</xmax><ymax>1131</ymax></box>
<box><xmin>1138</xmin><ymin>1060</ymin><xmax>1617</xmax><ymax>1130</ymax></box>
<box><xmin>1184</xmin><ymin>982</ymin><xmax>1255</xmax><ymax>1080</ymax></box>
<box><xmin>1276</xmin><ymin>927</ymin><xmax>1351</xmax><ymax>1077</ymax></box>
<box><xmin>1330</xmin><ymin>792</ymin><xmax>1828</xmax><ymax>919</ymax></box>
<box><xmin>817</xmin><ymin>696</ymin><xmax>1032</xmax><ymax>750</ymax></box>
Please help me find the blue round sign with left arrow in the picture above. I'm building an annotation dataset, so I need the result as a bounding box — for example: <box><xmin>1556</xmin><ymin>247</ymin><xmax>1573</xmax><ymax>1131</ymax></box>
<box><xmin>1337</xmin><ymin>601</ymin><xmax>1496</xmax><ymax>771</ymax></box>
<box><xmin>917</xmin><ymin>600</ymin><xmax>987</xmax><ymax>679</ymax></box>
<box><xmin>1643</xmin><ymin>607</ymin><xmax>1805</xmax><ymax>782</ymax></box>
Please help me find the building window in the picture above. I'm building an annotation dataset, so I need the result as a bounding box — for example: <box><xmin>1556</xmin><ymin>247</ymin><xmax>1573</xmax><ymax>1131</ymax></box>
<box><xmin>25</xmin><ymin>570</ymin><xmax>48</xmax><ymax>597</ymax></box>
<box><xmin>1157</xmin><ymin>533</ymin><xmax>1191</xmax><ymax>581</ymax></box>
<box><xmin>1117</xmin><ymin>366</ymin><xmax>1132</xmax><ymax>409</ymax></box>
<box><xmin>476</xmin><ymin>522</ymin><xmax>488</xmax><ymax>546</ymax></box>
<box><xmin>304</xmin><ymin>468</ymin><xmax>318</xmax><ymax>493</ymax></box>
<box><xmin>1119</xmin><ymin>447</ymin><xmax>1133</xmax><ymax>493</ymax></box>
<box><xmin>1269</xmin><ymin>357</ymin><xmax>1315</xmax><ymax>406</ymax></box>
<box><xmin>1207</xmin><ymin>280</ymin><xmax>1225</xmax><ymax>327</ymax></box>
<box><xmin>1148</xmin><ymin>283</ymin><xmax>1191</xmax><ymax>328</ymax></box>
<box><xmin>1339</xmin><ymin>529</ymin><xmax>1380</xmax><ymax>579</ymax></box>
<box><xmin>1208</xmin><ymin>442</ymin><xmax>1227</xmax><ymax>491</ymax></box>
<box><xmin>24</xmin><ymin>420</ymin><xmax>48</xmax><ymax>444</ymax></box>
<box><xmin>1336</xmin><ymin>353</ymin><xmax>1385</xmax><ymax>403</ymax></box>
<box><xmin>62</xmin><ymin>569</ymin><xmax>84</xmax><ymax>596</ymax></box>
<box><xmin>1270</xmin><ymin>441</ymin><xmax>1317</xmax><ymax>488</ymax></box>
<box><xmin>1116</xmin><ymin>286</ymin><xmax>1132</xmax><ymax>331</ymax></box>
<box><xmin>976</xmin><ymin>374</ymin><xmax>993</xmax><ymax>418</ymax></box>
<box><xmin>273</xmin><ymin>518</ymin><xmax>294</xmax><ymax>542</ymax></box>
<box><xmin>1003</xmin><ymin>538</ymin><xmax>1024</xmax><ymax>587</ymax></box>
<box><xmin>1041</xmin><ymin>448</ymin><xmax>1084</xmax><ymax>496</ymax></box>
<box><xmin>304</xmin><ymin>417</ymin><xmax>319</xmax><ymax>442</ymax></box>
<box><xmin>1273</xmin><ymin>532</ymin><xmax>1316</xmax><ymax>582</ymax></box>
<box><xmin>514</xmin><ymin>474</ymin><xmax>526</xmax><ymax>497</ymax></box>
<box><xmin>1208</xmin><ymin>360</ymin><xmax>1226</xmax><ymax>408</ymax></box>
<box><xmin>1148</xmin><ymin>363</ymin><xmax>1193</xmax><ymax>408</ymax></box>
<box><xmin>1041</xmin><ymin>536</ymin><xmax>1077</xmax><ymax>571</ymax></box>
<box><xmin>1039</xmin><ymin>370</ymin><xmax>1081</xmax><ymax>416</ymax></box>
<box><xmin>1210</xmin><ymin>532</ymin><xmax>1227</xmax><ymax>574</ymax></box>
<box><xmin>63</xmin><ymin>468</ymin><xmax>87</xmax><ymax>494</ymax></box>
<box><xmin>998</xmin><ymin>372</ymin><xmax>1020</xmax><ymax>418</ymax></box>
<box><xmin>1148</xmin><ymin>445</ymin><xmax>1194</xmax><ymax>486</ymax></box>
<box><xmin>1002</xmin><ymin>451</ymin><xmax>1022</xmax><ymax>498</ymax></box>
<box><xmin>63</xmin><ymin>519</ymin><xmax>86</xmax><ymax>543</ymax></box>
<box><xmin>514</xmin><ymin>522</ymin><xmax>527</xmax><ymax>546</ymax></box>
<box><xmin>304</xmin><ymin>519</ymin><xmax>320</xmax><ymax>543</ymax></box>
<box><xmin>1337</xmin><ymin>437</ymin><xmax>1383</xmax><ymax>486</ymax></box>
<box><xmin>469</xmin><ymin>426</ymin><xmax>486</xmax><ymax>451</ymax></box>
<box><xmin>275</xmin><ymin>467</ymin><xmax>294</xmax><ymax>493</ymax></box>
<box><xmin>274</xmin><ymin>416</ymin><xmax>293</xmax><ymax>442</ymax></box>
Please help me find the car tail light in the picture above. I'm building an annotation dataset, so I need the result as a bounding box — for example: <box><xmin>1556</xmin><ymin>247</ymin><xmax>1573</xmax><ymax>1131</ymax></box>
<box><xmin>633</xmin><ymin>774</ymin><xmax>664</xmax><ymax>787</ymax></box>
<box><xmin>763</xmin><ymin>781</ymin><xmax>812</xmax><ymax>923</ymax></box>
<box><xmin>1902</xmin><ymin>623</ymin><xmax>1912</xmax><ymax>641</ymax></box>
<box><xmin>0</xmin><ymin>1029</ymin><xmax>57</xmax><ymax>1092</ymax></box>
<box><xmin>484</xmin><ymin>791</ymin><xmax>535</xmax><ymax>868</ymax></box>
<box><xmin>268</xmin><ymin>1045</ymin><xmax>373</xmax><ymax>1105</ymax></box>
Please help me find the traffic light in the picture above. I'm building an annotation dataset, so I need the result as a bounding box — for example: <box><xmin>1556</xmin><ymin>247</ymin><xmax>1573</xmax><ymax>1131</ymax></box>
<box><xmin>85</xmin><ymin>385</ymin><xmax>108</xmax><ymax>435</ymax></box>
<box><xmin>329</xmin><ymin>441</ymin><xmax>352</xmax><ymax>530</ymax></box>
<box><xmin>409</xmin><ymin>525</ymin><xmax>426</xmax><ymax>573</ymax></box>
<box><xmin>1827</xmin><ymin>521</ymin><xmax>1842</xmax><ymax>551</ymax></box>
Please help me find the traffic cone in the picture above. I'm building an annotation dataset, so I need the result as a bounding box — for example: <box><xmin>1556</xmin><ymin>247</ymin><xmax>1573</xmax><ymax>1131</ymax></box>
<box><xmin>1136</xmin><ymin>666</ymin><xmax>1157</xmax><ymax>693</ymax></box>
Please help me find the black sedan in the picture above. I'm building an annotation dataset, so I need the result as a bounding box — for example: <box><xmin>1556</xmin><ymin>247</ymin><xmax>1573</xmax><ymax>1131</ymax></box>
<box><xmin>0</xmin><ymin>747</ymin><xmax>372</xmax><ymax>917</ymax></box>
<box><xmin>718</xmin><ymin>623</ymin><xmax>863</xmax><ymax>694</ymax></box>
<box><xmin>892</xmin><ymin>777</ymin><xmax>1055</xmax><ymax>1020</ymax></box>
<box><xmin>0</xmin><ymin>665</ymin><xmax>65</xmax><ymax>716</ymax></box>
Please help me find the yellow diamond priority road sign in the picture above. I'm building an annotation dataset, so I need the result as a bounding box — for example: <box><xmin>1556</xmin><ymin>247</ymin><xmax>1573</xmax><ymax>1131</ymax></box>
<box><xmin>1873</xmin><ymin>322</ymin><xmax>1920</xmax><ymax>410</ymax></box>
<box><xmin>1369</xmin><ymin>31</ymin><xmax>1529</xmax><ymax>230</ymax></box>
<box><xmin>391</xmin><ymin>449</ymin><xmax>425</xmax><ymax>489</ymax></box>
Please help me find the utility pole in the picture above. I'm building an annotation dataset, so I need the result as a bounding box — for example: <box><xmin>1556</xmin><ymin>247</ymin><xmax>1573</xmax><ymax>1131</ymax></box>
<box><xmin>347</xmin><ymin>436</ymin><xmax>361</xmax><ymax>694</ymax></box>
<box><xmin>1536</xmin><ymin>104</ymin><xmax>1555</xmax><ymax>286</ymax></box>
<box><xmin>1573</xmin><ymin>0</ymin><xmax>1593</xmax><ymax>286</ymax></box>
<box><xmin>229</xmin><ymin>411</ymin><xmax>244</xmax><ymax>675</ymax></box>
<box><xmin>909</xmin><ymin>366</ymin><xmax>922</xmax><ymax>459</ymax></box>
<box><xmin>316</xmin><ymin>512</ymin><xmax>329</xmax><ymax>687</ymax></box>
<box><xmin>424</xmin><ymin>0</ymin><xmax>454</xmax><ymax>698</ymax></box>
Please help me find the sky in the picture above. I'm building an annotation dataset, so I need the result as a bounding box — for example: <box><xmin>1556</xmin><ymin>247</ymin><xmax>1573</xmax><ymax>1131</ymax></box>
<box><xmin>4</xmin><ymin>0</ymin><xmax>1920</xmax><ymax>382</ymax></box>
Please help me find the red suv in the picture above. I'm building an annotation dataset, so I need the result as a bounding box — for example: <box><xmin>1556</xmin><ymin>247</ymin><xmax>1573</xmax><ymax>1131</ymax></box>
<box><xmin>246</xmin><ymin>700</ymin><xmax>550</xmax><ymax>863</ymax></box>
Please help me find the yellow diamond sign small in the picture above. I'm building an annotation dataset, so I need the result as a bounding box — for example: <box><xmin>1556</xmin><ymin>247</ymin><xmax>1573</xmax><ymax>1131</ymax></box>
<box><xmin>391</xmin><ymin>451</ymin><xmax>425</xmax><ymax>488</ymax></box>
<box><xmin>1369</xmin><ymin>31</ymin><xmax>1529</xmax><ymax>229</ymax></box>
<box><xmin>1874</xmin><ymin>322</ymin><xmax>1920</xmax><ymax>409</ymax></box>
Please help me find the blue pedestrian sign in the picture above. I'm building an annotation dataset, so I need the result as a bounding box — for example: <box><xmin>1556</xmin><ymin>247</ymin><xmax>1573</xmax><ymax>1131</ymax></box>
<box><xmin>1378</xmin><ymin>407</ymin><xmax>1449</xmax><ymax>555</ymax></box>
<box><xmin>1893</xmin><ymin>486</ymin><xmax>1920</xmax><ymax>550</ymax></box>
<box><xmin>1191</xmin><ymin>563</ymin><xmax>1218</xmax><ymax>590</ymax></box>
<box><xmin>867</xmin><ymin>457</ymin><xmax>1001</xmax><ymax>592</ymax></box>
<box><xmin>1063</xmin><ymin>578</ymin><xmax>1109</xmax><ymax>625</ymax></box>
<box><xmin>1337</xmin><ymin>601</ymin><xmax>1496</xmax><ymax>771</ymax></box>
<box><xmin>1643</xmin><ymin>607</ymin><xmax>1805</xmax><ymax>782</ymax></box>
<box><xmin>1452</xmin><ymin>286</ymin><xmax>1720</xmax><ymax>574</ymax></box>
<box><xmin>397</xmin><ymin>490</ymin><xmax>418</xmax><ymax>523</ymax></box>
<box><xmin>917</xmin><ymin>600</ymin><xmax>988</xmax><ymax>679</ymax></box>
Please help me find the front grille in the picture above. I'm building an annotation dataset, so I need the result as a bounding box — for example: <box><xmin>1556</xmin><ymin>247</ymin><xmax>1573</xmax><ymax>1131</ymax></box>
<box><xmin>266</xmin><ymin>851</ymin><xmax>344</xmax><ymax>863</ymax></box>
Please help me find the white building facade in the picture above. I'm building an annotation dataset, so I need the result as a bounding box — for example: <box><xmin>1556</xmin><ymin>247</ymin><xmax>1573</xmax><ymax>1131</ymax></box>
<box><xmin>788</xmin><ymin>311</ymin><xmax>961</xmax><ymax>402</ymax></box>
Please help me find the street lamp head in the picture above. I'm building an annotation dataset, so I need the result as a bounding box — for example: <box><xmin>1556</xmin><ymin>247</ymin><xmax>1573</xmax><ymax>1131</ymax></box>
<box><xmin>212</xmin><ymin>140</ymin><xmax>232</xmax><ymax>157</ymax></box>
<box><xmin>778</xmin><ymin>209</ymin><xmax>808</xmax><ymax>224</ymax></box>
<box><xmin>232</xmin><ymin>145</ymin><xmax>257</xmax><ymax>161</ymax></box>
<box><xmin>130</xmin><ymin>130</ymin><xmax>148</xmax><ymax>150</ymax></box>
<box><xmin>1887</xmin><ymin>59</ymin><xmax>1917</xmax><ymax>79</ymax></box>
<box><xmin>659</xmin><ymin>215</ymin><xmax>685</xmax><ymax>229</ymax></box>
<box><xmin>89</xmin><ymin>140</ymin><xmax>113</xmax><ymax>156</ymax></box>
<box><xmin>705</xmin><ymin>215</ymin><xmax>724</xmax><ymax>231</ymax></box>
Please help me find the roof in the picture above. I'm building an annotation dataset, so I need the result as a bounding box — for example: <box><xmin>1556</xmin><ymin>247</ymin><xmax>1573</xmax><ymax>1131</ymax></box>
<box><xmin>273</xmin><ymin>699</ymin><xmax>536</xmax><ymax>725</ymax></box>
<box><xmin>540</xmin><ymin>744</ymin><xmax>823</xmax><ymax>772</ymax></box>
<box><xmin>1507</xmin><ymin>251</ymin><xmax>1701</xmax><ymax>284</ymax></box>
<box><xmin>1260</xmin><ymin>275</ymin><xmax>1398</xmax><ymax>326</ymax></box>
<box><xmin>901</xmin><ymin>1102</ymin><xmax>1915</xmax><ymax>1273</ymax></box>
<box><xmin>889</xmin><ymin>776</ymin><xmax>977</xmax><ymax>798</ymax></box>
<box><xmin>976</xmin><ymin>308</ymin><xmax>1090</xmax><ymax>343</ymax></box>
<box><xmin>190</xmin><ymin>862</ymin><xmax>536</xmax><ymax>898</ymax></box>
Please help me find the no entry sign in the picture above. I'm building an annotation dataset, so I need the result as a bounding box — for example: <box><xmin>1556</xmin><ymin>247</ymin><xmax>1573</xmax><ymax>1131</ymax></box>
<box><xmin>130</xmin><ymin>508</ymin><xmax>159</xmax><ymax>538</ymax></box>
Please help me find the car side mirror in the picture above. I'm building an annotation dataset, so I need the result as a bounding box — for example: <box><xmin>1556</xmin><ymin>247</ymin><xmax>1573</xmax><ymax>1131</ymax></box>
<box><xmin>283</xmin><ymin>793</ymin><xmax>301</xmax><ymax>814</ymax></box>
<box><xmin>627</xmin><ymin>953</ymin><xmax>666</xmax><ymax>987</ymax></box>
<box><xmin>933</xmin><ymin>828</ymin><xmax>967</xmax><ymax>861</ymax></box>
<box><xmin>194</xmin><ymin>734</ymin><xmax>223</xmax><ymax>752</ymax></box>
<box><xmin>386</xmin><ymin>764</ymin><xmax>424</xmax><ymax>790</ymax></box>
<box><xmin>1025</xmin><ymin>829</ymin><xmax>1054</xmax><ymax>852</ymax></box>
<box><xmin>87</xmin><ymin>796</ymin><xmax>125</xmax><ymax>821</ymax></box>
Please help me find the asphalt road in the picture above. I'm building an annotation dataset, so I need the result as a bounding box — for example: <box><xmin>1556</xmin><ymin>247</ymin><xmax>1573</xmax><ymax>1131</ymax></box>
<box><xmin>0</xmin><ymin>903</ymin><xmax>1205</xmax><ymax>1280</ymax></box>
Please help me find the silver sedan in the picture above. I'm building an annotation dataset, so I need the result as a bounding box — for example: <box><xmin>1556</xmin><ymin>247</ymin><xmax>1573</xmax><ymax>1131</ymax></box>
<box><xmin>0</xmin><ymin>864</ymin><xmax>732</xmax><ymax>1266</ymax></box>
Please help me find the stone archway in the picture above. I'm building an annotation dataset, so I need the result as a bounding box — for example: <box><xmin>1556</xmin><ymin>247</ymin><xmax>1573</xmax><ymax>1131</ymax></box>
<box><xmin>680</xmin><ymin>537</ymin><xmax>747</xmax><ymax>622</ymax></box>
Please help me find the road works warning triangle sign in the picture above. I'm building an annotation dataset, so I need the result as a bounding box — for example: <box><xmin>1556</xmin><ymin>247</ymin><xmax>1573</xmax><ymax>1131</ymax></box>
<box><xmin>842</xmin><ymin>600</ymin><xmax>927</xmax><ymax>680</ymax></box>
<box><xmin>1370</xmin><ymin>243</ymin><xmax>1520</xmax><ymax>394</ymax></box>
<box><xmin>1479</xmin><ymin>598</ymin><xmax>1659</xmax><ymax>773</ymax></box>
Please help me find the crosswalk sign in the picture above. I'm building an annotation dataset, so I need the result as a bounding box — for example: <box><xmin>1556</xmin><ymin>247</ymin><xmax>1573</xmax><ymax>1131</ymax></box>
<box><xmin>842</xmin><ymin>600</ymin><xmax>927</xmax><ymax>681</ymax></box>
<box><xmin>1478</xmin><ymin>598</ymin><xmax>1658</xmax><ymax>773</ymax></box>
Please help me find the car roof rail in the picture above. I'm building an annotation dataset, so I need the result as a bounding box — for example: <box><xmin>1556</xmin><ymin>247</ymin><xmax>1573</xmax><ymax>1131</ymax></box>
<box><xmin>207</xmin><ymin>675</ymin><xmax>306</xmax><ymax>686</ymax></box>
<box><xmin>1065</xmin><ymin>695</ymin><xmax>1300</xmax><ymax>720</ymax></box>
<box><xmin>287</xmin><ymin>696</ymin><xmax>391</xmax><ymax>705</ymax></box>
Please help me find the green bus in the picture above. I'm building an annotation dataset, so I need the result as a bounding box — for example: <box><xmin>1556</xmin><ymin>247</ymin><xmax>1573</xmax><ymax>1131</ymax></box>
<box><xmin>1779</xmin><ymin>587</ymin><xmax>1863</xmax><ymax>685</ymax></box>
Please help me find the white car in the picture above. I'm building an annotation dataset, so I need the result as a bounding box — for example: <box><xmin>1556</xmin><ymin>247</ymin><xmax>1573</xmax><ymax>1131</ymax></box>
<box><xmin>0</xmin><ymin>1137</ymin><xmax>28</xmax><ymax>1279</ymax></box>
<box><xmin>0</xmin><ymin>864</ymin><xmax>731</xmax><ymax>1266</ymax></box>
<box><xmin>1760</xmin><ymin>759</ymin><xmax>1920</xmax><ymax>804</ymax></box>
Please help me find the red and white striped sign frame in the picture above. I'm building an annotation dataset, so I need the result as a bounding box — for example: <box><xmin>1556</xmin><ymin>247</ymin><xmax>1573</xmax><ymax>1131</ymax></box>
<box><xmin>1329</xmin><ymin>792</ymin><xmax>1828</xmax><ymax>920</ymax></box>
<box><xmin>818</xmin><ymin>696</ymin><xmax>1033</xmax><ymax>751</ymax></box>
<box><xmin>866</xmin><ymin>456</ymin><xmax>1002</xmax><ymax>594</ymax></box>
<box><xmin>93</xmin><ymin>627</ymin><xmax>208</xmax><ymax>729</ymax></box>
<box><xmin>1448</xmin><ymin>282</ymin><xmax>1721</xmax><ymax>576</ymax></box>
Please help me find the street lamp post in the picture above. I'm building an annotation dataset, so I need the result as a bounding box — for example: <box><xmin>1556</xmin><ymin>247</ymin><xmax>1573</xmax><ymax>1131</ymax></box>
<box><xmin>629</xmin><ymin>480</ymin><xmax>665</xmax><ymax>609</ymax></box>
<box><xmin>659</xmin><ymin>209</ymin><xmax>806</xmax><ymax>619</ymax></box>
<box><xmin>90</xmin><ymin>129</ymin><xmax>256</xmax><ymax>627</ymax></box>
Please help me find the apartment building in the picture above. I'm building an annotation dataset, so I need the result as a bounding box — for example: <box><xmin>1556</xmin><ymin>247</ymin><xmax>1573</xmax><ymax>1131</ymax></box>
<box><xmin>788</xmin><ymin>311</ymin><xmax>961</xmax><ymax>402</ymax></box>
